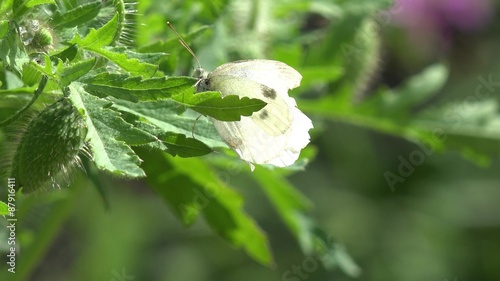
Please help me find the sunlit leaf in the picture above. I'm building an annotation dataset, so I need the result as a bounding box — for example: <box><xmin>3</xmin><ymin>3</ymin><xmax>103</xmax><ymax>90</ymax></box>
<box><xmin>70</xmin><ymin>14</ymin><xmax>157</xmax><ymax>76</ymax></box>
<box><xmin>68</xmin><ymin>83</ymin><xmax>156</xmax><ymax>177</ymax></box>
<box><xmin>84</xmin><ymin>73</ymin><xmax>195</xmax><ymax>102</ymax></box>
<box><xmin>172</xmin><ymin>91</ymin><xmax>266</xmax><ymax>121</ymax></box>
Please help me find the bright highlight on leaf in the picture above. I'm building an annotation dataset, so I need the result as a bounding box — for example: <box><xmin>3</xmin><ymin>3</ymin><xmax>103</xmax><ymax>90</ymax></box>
<box><xmin>0</xmin><ymin>201</ymin><xmax>9</xmax><ymax>215</ymax></box>
<box><xmin>84</xmin><ymin>73</ymin><xmax>196</xmax><ymax>102</ymax></box>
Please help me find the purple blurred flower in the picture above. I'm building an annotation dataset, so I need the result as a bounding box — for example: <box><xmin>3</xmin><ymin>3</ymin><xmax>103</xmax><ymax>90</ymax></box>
<box><xmin>394</xmin><ymin>0</ymin><xmax>493</xmax><ymax>33</ymax></box>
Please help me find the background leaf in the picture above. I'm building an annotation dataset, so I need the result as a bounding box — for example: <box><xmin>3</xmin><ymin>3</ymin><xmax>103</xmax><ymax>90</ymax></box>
<box><xmin>140</xmin><ymin>151</ymin><xmax>274</xmax><ymax>265</ymax></box>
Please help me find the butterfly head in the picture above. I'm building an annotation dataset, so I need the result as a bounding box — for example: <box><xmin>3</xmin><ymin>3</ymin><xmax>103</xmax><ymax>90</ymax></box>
<box><xmin>193</xmin><ymin>67</ymin><xmax>208</xmax><ymax>80</ymax></box>
<box><xmin>193</xmin><ymin>67</ymin><xmax>210</xmax><ymax>92</ymax></box>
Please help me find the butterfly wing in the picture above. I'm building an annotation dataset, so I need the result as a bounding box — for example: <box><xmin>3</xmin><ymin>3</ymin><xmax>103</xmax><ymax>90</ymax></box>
<box><xmin>208</xmin><ymin>60</ymin><xmax>302</xmax><ymax>98</ymax></box>
<box><xmin>203</xmin><ymin>61</ymin><xmax>312</xmax><ymax>168</ymax></box>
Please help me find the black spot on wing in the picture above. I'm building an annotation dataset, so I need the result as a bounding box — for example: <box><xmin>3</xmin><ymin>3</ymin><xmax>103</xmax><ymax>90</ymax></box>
<box><xmin>258</xmin><ymin>109</ymin><xmax>269</xmax><ymax>119</ymax></box>
<box><xmin>261</xmin><ymin>85</ymin><xmax>277</xmax><ymax>100</ymax></box>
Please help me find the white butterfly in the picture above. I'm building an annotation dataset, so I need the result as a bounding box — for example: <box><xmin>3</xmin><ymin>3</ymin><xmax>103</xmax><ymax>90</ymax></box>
<box><xmin>195</xmin><ymin>59</ymin><xmax>313</xmax><ymax>170</ymax></box>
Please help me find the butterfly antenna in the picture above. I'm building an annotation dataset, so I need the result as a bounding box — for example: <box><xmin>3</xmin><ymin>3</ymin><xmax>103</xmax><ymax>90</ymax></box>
<box><xmin>167</xmin><ymin>21</ymin><xmax>202</xmax><ymax>70</ymax></box>
<box><xmin>191</xmin><ymin>115</ymin><xmax>202</xmax><ymax>139</ymax></box>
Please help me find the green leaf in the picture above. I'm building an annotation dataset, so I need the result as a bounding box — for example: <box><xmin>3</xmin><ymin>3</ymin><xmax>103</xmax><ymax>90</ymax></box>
<box><xmin>52</xmin><ymin>1</ymin><xmax>102</xmax><ymax>29</ymax></box>
<box><xmin>68</xmin><ymin>83</ymin><xmax>156</xmax><ymax>177</ymax></box>
<box><xmin>30</xmin><ymin>55</ymin><xmax>55</xmax><ymax>79</ymax></box>
<box><xmin>106</xmin><ymin>46</ymin><xmax>168</xmax><ymax>65</ymax></box>
<box><xmin>375</xmin><ymin>64</ymin><xmax>449</xmax><ymax>114</ymax></box>
<box><xmin>159</xmin><ymin>132</ymin><xmax>212</xmax><ymax>157</ymax></box>
<box><xmin>140</xmin><ymin>152</ymin><xmax>273</xmax><ymax>266</ymax></box>
<box><xmin>84</xmin><ymin>73</ymin><xmax>196</xmax><ymax>102</ymax></box>
<box><xmin>0</xmin><ymin>75</ymin><xmax>47</xmax><ymax>128</ymax></box>
<box><xmin>0</xmin><ymin>20</ymin><xmax>8</xmax><ymax>38</ymax></box>
<box><xmin>69</xmin><ymin>13</ymin><xmax>118</xmax><ymax>48</ymax></box>
<box><xmin>58</xmin><ymin>57</ymin><xmax>96</xmax><ymax>87</ymax></box>
<box><xmin>253</xmin><ymin>168</ymin><xmax>312</xmax><ymax>251</ymax></box>
<box><xmin>50</xmin><ymin>44</ymin><xmax>78</xmax><ymax>62</ymax></box>
<box><xmin>413</xmin><ymin>98</ymin><xmax>500</xmax><ymax>165</ymax></box>
<box><xmin>300</xmin><ymin>65</ymin><xmax>344</xmax><ymax>90</ymax></box>
<box><xmin>30</xmin><ymin>55</ymin><xmax>96</xmax><ymax>86</ymax></box>
<box><xmin>90</xmin><ymin>47</ymin><xmax>158</xmax><ymax>76</ymax></box>
<box><xmin>13</xmin><ymin>0</ymin><xmax>55</xmax><ymax>18</ymax></box>
<box><xmin>0</xmin><ymin>86</ymin><xmax>36</xmax><ymax>94</ymax></box>
<box><xmin>69</xmin><ymin>14</ymin><xmax>157</xmax><ymax>76</ymax></box>
<box><xmin>4</xmin><ymin>69</ymin><xmax>23</xmax><ymax>89</ymax></box>
<box><xmin>0</xmin><ymin>24</ymin><xmax>29</xmax><ymax>75</ymax></box>
<box><xmin>0</xmin><ymin>0</ymin><xmax>13</xmax><ymax>16</ymax></box>
<box><xmin>253</xmin><ymin>168</ymin><xmax>360</xmax><ymax>275</ymax></box>
<box><xmin>112</xmin><ymin>99</ymin><xmax>226</xmax><ymax>148</ymax></box>
<box><xmin>0</xmin><ymin>201</ymin><xmax>9</xmax><ymax>215</ymax></box>
<box><xmin>172</xmin><ymin>91</ymin><xmax>267</xmax><ymax>121</ymax></box>
<box><xmin>312</xmin><ymin>228</ymin><xmax>362</xmax><ymax>276</ymax></box>
<box><xmin>18</xmin><ymin>0</ymin><xmax>54</xmax><ymax>7</ymax></box>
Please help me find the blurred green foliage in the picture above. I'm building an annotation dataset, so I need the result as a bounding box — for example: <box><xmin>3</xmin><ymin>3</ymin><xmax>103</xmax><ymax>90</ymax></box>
<box><xmin>1</xmin><ymin>0</ymin><xmax>500</xmax><ymax>280</ymax></box>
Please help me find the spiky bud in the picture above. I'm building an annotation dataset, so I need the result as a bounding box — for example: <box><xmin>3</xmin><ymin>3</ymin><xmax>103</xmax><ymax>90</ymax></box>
<box><xmin>10</xmin><ymin>98</ymin><xmax>87</xmax><ymax>193</ymax></box>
